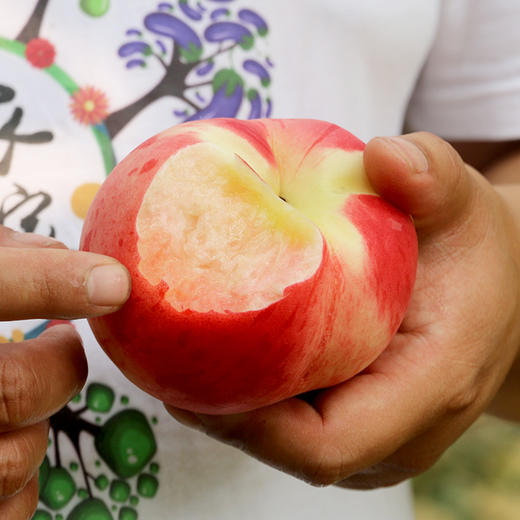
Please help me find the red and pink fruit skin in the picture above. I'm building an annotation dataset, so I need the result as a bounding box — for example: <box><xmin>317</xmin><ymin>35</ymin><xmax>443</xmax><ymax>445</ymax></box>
<box><xmin>80</xmin><ymin>119</ymin><xmax>417</xmax><ymax>414</ymax></box>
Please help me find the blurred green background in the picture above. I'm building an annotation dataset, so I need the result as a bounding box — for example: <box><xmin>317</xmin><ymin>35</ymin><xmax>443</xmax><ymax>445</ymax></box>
<box><xmin>413</xmin><ymin>415</ymin><xmax>520</xmax><ymax>520</ymax></box>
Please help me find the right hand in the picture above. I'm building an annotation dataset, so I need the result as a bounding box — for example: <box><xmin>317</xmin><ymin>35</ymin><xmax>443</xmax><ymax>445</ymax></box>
<box><xmin>0</xmin><ymin>226</ymin><xmax>131</xmax><ymax>518</ymax></box>
<box><xmin>167</xmin><ymin>133</ymin><xmax>520</xmax><ymax>490</ymax></box>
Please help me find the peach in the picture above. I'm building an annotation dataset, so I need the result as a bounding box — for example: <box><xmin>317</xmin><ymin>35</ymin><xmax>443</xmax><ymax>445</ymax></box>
<box><xmin>80</xmin><ymin>119</ymin><xmax>417</xmax><ymax>414</ymax></box>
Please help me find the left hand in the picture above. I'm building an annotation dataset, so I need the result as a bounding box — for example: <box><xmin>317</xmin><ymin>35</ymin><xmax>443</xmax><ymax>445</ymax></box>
<box><xmin>166</xmin><ymin>132</ymin><xmax>520</xmax><ymax>489</ymax></box>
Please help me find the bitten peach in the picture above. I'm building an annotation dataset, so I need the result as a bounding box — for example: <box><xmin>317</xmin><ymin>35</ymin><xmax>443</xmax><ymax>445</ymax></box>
<box><xmin>80</xmin><ymin>118</ymin><xmax>418</xmax><ymax>414</ymax></box>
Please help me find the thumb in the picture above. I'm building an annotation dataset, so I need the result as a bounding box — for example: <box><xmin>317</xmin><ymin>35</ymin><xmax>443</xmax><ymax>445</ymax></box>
<box><xmin>363</xmin><ymin>132</ymin><xmax>482</xmax><ymax>238</ymax></box>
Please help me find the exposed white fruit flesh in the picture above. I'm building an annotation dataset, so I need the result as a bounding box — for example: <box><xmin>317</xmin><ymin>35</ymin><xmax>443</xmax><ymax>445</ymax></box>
<box><xmin>136</xmin><ymin>143</ymin><xmax>324</xmax><ymax>313</ymax></box>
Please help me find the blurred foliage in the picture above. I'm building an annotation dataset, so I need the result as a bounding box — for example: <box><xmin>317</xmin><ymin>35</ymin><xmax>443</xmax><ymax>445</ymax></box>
<box><xmin>413</xmin><ymin>415</ymin><xmax>520</xmax><ymax>520</ymax></box>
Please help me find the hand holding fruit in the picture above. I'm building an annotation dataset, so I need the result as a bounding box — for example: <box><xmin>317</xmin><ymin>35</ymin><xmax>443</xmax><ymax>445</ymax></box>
<box><xmin>0</xmin><ymin>226</ymin><xmax>130</xmax><ymax>517</ymax></box>
<box><xmin>164</xmin><ymin>132</ymin><xmax>520</xmax><ymax>488</ymax></box>
<box><xmin>81</xmin><ymin>119</ymin><xmax>520</xmax><ymax>487</ymax></box>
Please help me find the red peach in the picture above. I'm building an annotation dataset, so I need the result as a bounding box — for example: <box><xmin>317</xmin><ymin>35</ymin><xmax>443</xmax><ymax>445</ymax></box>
<box><xmin>80</xmin><ymin>118</ymin><xmax>418</xmax><ymax>414</ymax></box>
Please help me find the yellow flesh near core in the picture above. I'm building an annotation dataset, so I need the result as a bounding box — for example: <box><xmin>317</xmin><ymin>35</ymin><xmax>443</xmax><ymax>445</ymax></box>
<box><xmin>136</xmin><ymin>143</ymin><xmax>323</xmax><ymax>313</ymax></box>
<box><xmin>157</xmin><ymin>125</ymin><xmax>375</xmax><ymax>269</ymax></box>
<box><xmin>280</xmin><ymin>149</ymin><xmax>374</xmax><ymax>272</ymax></box>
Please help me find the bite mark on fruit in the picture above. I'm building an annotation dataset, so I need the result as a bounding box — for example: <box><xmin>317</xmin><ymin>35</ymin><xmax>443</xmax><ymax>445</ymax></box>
<box><xmin>136</xmin><ymin>143</ymin><xmax>323</xmax><ymax>313</ymax></box>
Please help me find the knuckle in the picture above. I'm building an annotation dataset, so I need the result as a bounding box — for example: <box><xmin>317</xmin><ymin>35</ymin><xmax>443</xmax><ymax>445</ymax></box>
<box><xmin>300</xmin><ymin>446</ymin><xmax>346</xmax><ymax>487</ymax></box>
<box><xmin>0</xmin><ymin>438</ymin><xmax>36</xmax><ymax>498</ymax></box>
<box><xmin>35</xmin><ymin>270</ymin><xmax>62</xmax><ymax>310</ymax></box>
<box><xmin>305</xmin><ymin>469</ymin><xmax>339</xmax><ymax>487</ymax></box>
<box><xmin>445</xmin><ymin>376</ymin><xmax>481</xmax><ymax>415</ymax></box>
<box><xmin>0</xmin><ymin>355</ymin><xmax>38</xmax><ymax>427</ymax></box>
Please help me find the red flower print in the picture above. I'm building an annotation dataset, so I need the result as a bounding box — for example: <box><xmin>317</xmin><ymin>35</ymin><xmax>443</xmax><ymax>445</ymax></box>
<box><xmin>70</xmin><ymin>86</ymin><xmax>110</xmax><ymax>126</ymax></box>
<box><xmin>25</xmin><ymin>38</ymin><xmax>56</xmax><ymax>68</ymax></box>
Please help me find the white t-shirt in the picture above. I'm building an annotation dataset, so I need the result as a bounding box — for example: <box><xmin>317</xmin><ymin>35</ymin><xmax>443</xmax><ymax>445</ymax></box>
<box><xmin>1</xmin><ymin>1</ymin><xmax>519</xmax><ymax>519</ymax></box>
<box><xmin>407</xmin><ymin>0</ymin><xmax>520</xmax><ymax>140</ymax></box>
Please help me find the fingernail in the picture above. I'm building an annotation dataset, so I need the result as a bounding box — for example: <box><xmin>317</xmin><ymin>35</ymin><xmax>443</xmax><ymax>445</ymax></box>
<box><xmin>10</xmin><ymin>231</ymin><xmax>64</xmax><ymax>247</ymax></box>
<box><xmin>385</xmin><ymin>137</ymin><xmax>429</xmax><ymax>174</ymax></box>
<box><xmin>87</xmin><ymin>264</ymin><xmax>130</xmax><ymax>307</ymax></box>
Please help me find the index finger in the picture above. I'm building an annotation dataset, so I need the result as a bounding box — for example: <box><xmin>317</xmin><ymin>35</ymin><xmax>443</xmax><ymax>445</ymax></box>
<box><xmin>0</xmin><ymin>247</ymin><xmax>131</xmax><ymax>320</ymax></box>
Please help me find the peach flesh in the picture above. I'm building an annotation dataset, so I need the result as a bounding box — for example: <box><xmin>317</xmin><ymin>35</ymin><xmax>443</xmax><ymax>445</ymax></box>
<box><xmin>136</xmin><ymin>143</ymin><xmax>324</xmax><ymax>313</ymax></box>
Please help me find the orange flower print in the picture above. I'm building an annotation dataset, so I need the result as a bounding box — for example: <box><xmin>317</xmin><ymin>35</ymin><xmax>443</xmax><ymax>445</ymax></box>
<box><xmin>70</xmin><ymin>86</ymin><xmax>109</xmax><ymax>125</ymax></box>
<box><xmin>25</xmin><ymin>38</ymin><xmax>56</xmax><ymax>68</ymax></box>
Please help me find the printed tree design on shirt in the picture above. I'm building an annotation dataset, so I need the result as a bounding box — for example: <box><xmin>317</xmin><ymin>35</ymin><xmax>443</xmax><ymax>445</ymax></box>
<box><xmin>0</xmin><ymin>2</ymin><xmax>274</xmax><ymax>517</ymax></box>
<box><xmin>105</xmin><ymin>0</ymin><xmax>273</xmax><ymax>138</ymax></box>
<box><xmin>0</xmin><ymin>84</ymin><xmax>53</xmax><ymax>177</ymax></box>
<box><xmin>1</xmin><ymin>323</ymin><xmax>160</xmax><ymax>520</ymax></box>
<box><xmin>0</xmin><ymin>85</ymin><xmax>56</xmax><ymax>235</ymax></box>
<box><xmin>34</xmin><ymin>383</ymin><xmax>160</xmax><ymax>520</ymax></box>
<box><xmin>13</xmin><ymin>0</ymin><xmax>273</xmax><ymax>145</ymax></box>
